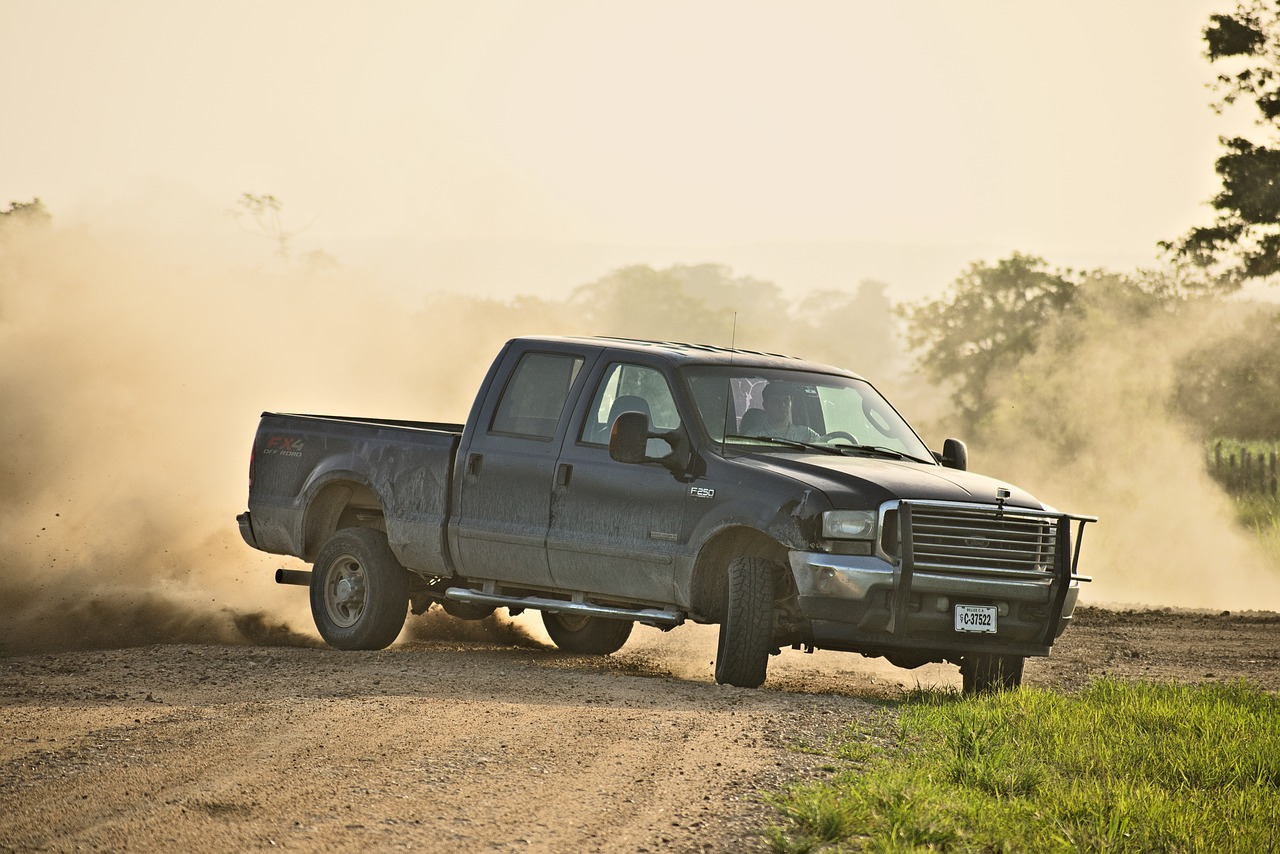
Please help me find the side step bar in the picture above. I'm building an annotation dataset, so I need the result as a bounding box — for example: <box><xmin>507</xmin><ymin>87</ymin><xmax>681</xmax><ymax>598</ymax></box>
<box><xmin>443</xmin><ymin>587</ymin><xmax>684</xmax><ymax>628</ymax></box>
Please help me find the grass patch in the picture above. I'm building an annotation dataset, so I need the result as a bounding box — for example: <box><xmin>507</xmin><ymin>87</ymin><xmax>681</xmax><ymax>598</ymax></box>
<box><xmin>1206</xmin><ymin>439</ymin><xmax>1280</xmax><ymax>569</ymax></box>
<box><xmin>766</xmin><ymin>680</ymin><xmax>1280</xmax><ymax>852</ymax></box>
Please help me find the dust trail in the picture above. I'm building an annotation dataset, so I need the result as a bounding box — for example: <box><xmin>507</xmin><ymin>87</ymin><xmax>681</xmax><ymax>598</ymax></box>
<box><xmin>402</xmin><ymin>607</ymin><xmax>548</xmax><ymax>649</ymax></box>
<box><xmin>962</xmin><ymin>283</ymin><xmax>1280</xmax><ymax>610</ymax></box>
<box><xmin>0</xmin><ymin>214</ymin><xmax>504</xmax><ymax>655</ymax></box>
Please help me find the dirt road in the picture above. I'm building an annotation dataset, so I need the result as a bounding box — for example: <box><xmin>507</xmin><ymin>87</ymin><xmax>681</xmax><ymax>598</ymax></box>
<box><xmin>2</xmin><ymin>607</ymin><xmax>1277</xmax><ymax>852</ymax></box>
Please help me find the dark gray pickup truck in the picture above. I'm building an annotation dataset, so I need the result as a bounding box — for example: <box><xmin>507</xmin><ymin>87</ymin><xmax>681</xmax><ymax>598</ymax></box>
<box><xmin>238</xmin><ymin>336</ymin><xmax>1094</xmax><ymax>693</ymax></box>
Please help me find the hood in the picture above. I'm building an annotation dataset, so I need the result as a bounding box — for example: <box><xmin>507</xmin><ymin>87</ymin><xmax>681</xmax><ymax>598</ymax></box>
<box><xmin>737</xmin><ymin>452</ymin><xmax>1046</xmax><ymax>510</ymax></box>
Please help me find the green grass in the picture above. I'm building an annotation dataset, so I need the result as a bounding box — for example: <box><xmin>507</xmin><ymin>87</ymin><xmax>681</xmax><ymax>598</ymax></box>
<box><xmin>1206</xmin><ymin>439</ymin><xmax>1280</xmax><ymax>568</ymax></box>
<box><xmin>1233</xmin><ymin>492</ymin><xmax>1280</xmax><ymax>571</ymax></box>
<box><xmin>766</xmin><ymin>680</ymin><xmax>1280</xmax><ymax>853</ymax></box>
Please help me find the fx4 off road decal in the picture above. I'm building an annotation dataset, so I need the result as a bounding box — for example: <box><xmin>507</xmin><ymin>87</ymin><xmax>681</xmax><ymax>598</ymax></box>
<box><xmin>262</xmin><ymin>436</ymin><xmax>305</xmax><ymax>458</ymax></box>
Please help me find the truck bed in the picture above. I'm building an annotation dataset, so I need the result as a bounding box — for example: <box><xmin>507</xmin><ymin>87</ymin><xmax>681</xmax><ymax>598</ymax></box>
<box><xmin>245</xmin><ymin>412</ymin><xmax>463</xmax><ymax>575</ymax></box>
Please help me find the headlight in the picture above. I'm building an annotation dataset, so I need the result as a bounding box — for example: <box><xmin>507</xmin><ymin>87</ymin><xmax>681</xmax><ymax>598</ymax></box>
<box><xmin>822</xmin><ymin>510</ymin><xmax>877</xmax><ymax>540</ymax></box>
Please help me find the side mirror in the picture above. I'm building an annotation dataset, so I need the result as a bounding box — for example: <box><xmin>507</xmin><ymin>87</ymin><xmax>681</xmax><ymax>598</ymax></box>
<box><xmin>941</xmin><ymin>438</ymin><xmax>968</xmax><ymax>471</ymax></box>
<box><xmin>609</xmin><ymin>410</ymin><xmax>650</xmax><ymax>464</ymax></box>
<box><xmin>609</xmin><ymin>411</ymin><xmax>692</xmax><ymax>476</ymax></box>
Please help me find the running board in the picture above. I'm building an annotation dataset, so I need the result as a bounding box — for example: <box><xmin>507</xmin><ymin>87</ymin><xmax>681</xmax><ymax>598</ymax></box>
<box><xmin>443</xmin><ymin>587</ymin><xmax>685</xmax><ymax>628</ymax></box>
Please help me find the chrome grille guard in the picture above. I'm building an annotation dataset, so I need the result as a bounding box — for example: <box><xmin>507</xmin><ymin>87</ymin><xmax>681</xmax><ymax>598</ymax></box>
<box><xmin>883</xmin><ymin>499</ymin><xmax>1097</xmax><ymax>645</ymax></box>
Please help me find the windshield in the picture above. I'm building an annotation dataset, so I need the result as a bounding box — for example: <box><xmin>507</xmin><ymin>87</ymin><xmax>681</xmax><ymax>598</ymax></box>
<box><xmin>681</xmin><ymin>366</ymin><xmax>935</xmax><ymax>463</ymax></box>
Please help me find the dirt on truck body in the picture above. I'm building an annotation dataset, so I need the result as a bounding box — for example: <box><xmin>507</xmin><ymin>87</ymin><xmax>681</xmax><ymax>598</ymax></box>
<box><xmin>238</xmin><ymin>336</ymin><xmax>1095</xmax><ymax>693</ymax></box>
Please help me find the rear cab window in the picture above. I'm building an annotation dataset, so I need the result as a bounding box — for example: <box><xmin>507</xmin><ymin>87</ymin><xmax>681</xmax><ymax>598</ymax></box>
<box><xmin>490</xmin><ymin>351</ymin><xmax>585</xmax><ymax>440</ymax></box>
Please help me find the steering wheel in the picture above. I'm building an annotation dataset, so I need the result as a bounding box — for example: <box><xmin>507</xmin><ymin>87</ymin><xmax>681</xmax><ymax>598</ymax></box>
<box><xmin>819</xmin><ymin>431</ymin><xmax>857</xmax><ymax>446</ymax></box>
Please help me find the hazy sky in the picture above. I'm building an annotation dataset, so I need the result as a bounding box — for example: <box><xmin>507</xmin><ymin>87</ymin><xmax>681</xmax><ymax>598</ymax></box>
<box><xmin>0</xmin><ymin>1</ymin><xmax>1250</xmax><ymax>299</ymax></box>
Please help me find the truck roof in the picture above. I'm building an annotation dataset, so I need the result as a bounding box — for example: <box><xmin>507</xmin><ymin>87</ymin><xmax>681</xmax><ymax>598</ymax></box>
<box><xmin>515</xmin><ymin>336</ymin><xmax>864</xmax><ymax>379</ymax></box>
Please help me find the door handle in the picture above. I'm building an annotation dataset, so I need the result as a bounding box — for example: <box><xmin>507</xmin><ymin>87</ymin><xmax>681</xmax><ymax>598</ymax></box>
<box><xmin>467</xmin><ymin>453</ymin><xmax>483</xmax><ymax>477</ymax></box>
<box><xmin>555</xmin><ymin>463</ymin><xmax>573</xmax><ymax>488</ymax></box>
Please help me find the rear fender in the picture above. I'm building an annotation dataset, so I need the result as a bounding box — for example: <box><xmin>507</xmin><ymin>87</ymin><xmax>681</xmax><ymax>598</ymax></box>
<box><xmin>299</xmin><ymin>462</ymin><xmax>382</xmax><ymax>560</ymax></box>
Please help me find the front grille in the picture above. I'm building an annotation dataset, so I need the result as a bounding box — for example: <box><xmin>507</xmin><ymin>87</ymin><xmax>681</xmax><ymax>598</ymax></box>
<box><xmin>883</xmin><ymin>503</ymin><xmax>1060</xmax><ymax>578</ymax></box>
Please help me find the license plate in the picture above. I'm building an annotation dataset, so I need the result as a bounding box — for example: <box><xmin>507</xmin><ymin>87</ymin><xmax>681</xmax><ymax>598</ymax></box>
<box><xmin>955</xmin><ymin>604</ymin><xmax>997</xmax><ymax>634</ymax></box>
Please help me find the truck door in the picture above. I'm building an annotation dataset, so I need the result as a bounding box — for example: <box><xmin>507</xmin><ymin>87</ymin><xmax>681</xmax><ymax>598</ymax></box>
<box><xmin>547</xmin><ymin>360</ymin><xmax>688</xmax><ymax>604</ymax></box>
<box><xmin>451</xmin><ymin>349</ymin><xmax>589</xmax><ymax>589</ymax></box>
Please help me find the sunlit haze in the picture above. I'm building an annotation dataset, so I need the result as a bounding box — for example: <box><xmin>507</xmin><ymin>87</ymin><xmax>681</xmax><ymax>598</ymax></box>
<box><xmin>0</xmin><ymin>1</ymin><xmax>1244</xmax><ymax>299</ymax></box>
<box><xmin>4</xmin><ymin>0</ymin><xmax>1280</xmax><ymax>655</ymax></box>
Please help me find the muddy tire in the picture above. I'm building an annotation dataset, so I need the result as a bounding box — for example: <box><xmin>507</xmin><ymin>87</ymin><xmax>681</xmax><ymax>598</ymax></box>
<box><xmin>960</xmin><ymin>653</ymin><xmax>1024</xmax><ymax>694</ymax></box>
<box><xmin>541</xmin><ymin>612</ymin><xmax>633</xmax><ymax>655</ymax></box>
<box><xmin>714</xmin><ymin>557</ymin><xmax>778</xmax><ymax>688</ymax></box>
<box><xmin>310</xmin><ymin>528</ymin><xmax>410</xmax><ymax>650</ymax></box>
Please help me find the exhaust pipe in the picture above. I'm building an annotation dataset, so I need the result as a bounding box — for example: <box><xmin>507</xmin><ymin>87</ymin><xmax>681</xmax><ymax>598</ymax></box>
<box><xmin>275</xmin><ymin>568</ymin><xmax>313</xmax><ymax>587</ymax></box>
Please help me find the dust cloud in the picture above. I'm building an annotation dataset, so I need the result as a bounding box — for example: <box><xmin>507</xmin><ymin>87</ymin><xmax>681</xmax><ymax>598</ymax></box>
<box><xmin>403</xmin><ymin>608</ymin><xmax>548</xmax><ymax>649</ymax></box>
<box><xmin>0</xmin><ymin>213</ymin><xmax>526</xmax><ymax>655</ymax></box>
<box><xmin>3</xmin><ymin>208</ymin><xmax>1274</xmax><ymax>660</ymax></box>
<box><xmin>960</xmin><ymin>283</ymin><xmax>1280</xmax><ymax>611</ymax></box>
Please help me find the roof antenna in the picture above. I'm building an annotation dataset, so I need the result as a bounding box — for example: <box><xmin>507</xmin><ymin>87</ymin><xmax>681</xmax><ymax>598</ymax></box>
<box><xmin>721</xmin><ymin>312</ymin><xmax>738</xmax><ymax>455</ymax></box>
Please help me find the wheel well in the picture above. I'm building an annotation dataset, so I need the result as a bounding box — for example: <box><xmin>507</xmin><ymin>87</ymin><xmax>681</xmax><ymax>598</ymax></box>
<box><xmin>690</xmin><ymin>527</ymin><xmax>789</xmax><ymax>622</ymax></box>
<box><xmin>302</xmin><ymin>480</ymin><xmax>385</xmax><ymax>561</ymax></box>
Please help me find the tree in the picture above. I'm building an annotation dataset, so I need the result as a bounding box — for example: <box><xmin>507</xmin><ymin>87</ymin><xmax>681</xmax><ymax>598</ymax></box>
<box><xmin>1173</xmin><ymin>304</ymin><xmax>1280</xmax><ymax>440</ymax></box>
<box><xmin>1165</xmin><ymin>2</ymin><xmax>1280</xmax><ymax>285</ymax></box>
<box><xmin>569</xmin><ymin>264</ymin><xmax>739</xmax><ymax>344</ymax></box>
<box><xmin>0</xmin><ymin>199</ymin><xmax>51</xmax><ymax>224</ymax></box>
<box><xmin>229</xmin><ymin>193</ymin><xmax>301</xmax><ymax>259</ymax></box>
<box><xmin>900</xmin><ymin>254</ymin><xmax>1079</xmax><ymax>433</ymax></box>
<box><xmin>793</xmin><ymin>280</ymin><xmax>895</xmax><ymax>378</ymax></box>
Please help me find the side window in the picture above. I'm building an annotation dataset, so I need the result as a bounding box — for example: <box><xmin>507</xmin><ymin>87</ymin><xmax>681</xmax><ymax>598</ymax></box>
<box><xmin>490</xmin><ymin>352</ymin><xmax>584</xmax><ymax>440</ymax></box>
<box><xmin>579</xmin><ymin>363</ymin><xmax>681</xmax><ymax>449</ymax></box>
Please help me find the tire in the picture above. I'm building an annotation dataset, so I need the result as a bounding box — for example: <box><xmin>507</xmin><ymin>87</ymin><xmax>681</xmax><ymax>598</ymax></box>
<box><xmin>541</xmin><ymin>612</ymin><xmax>633</xmax><ymax>655</ymax></box>
<box><xmin>714</xmin><ymin>557</ymin><xmax>779</xmax><ymax>688</ymax></box>
<box><xmin>960</xmin><ymin>653</ymin><xmax>1024</xmax><ymax>695</ymax></box>
<box><xmin>310</xmin><ymin>528</ymin><xmax>410</xmax><ymax>650</ymax></box>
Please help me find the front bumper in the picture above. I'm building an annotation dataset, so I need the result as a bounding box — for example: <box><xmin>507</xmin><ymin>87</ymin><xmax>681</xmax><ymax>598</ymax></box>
<box><xmin>788</xmin><ymin>550</ymin><xmax>1080</xmax><ymax>658</ymax></box>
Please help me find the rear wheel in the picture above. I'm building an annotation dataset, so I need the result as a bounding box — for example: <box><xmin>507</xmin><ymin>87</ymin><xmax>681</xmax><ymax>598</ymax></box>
<box><xmin>714</xmin><ymin>557</ymin><xmax>779</xmax><ymax>688</ymax></box>
<box><xmin>541</xmin><ymin>612</ymin><xmax>633</xmax><ymax>655</ymax></box>
<box><xmin>960</xmin><ymin>653</ymin><xmax>1024</xmax><ymax>694</ymax></box>
<box><xmin>310</xmin><ymin>528</ymin><xmax>410</xmax><ymax>650</ymax></box>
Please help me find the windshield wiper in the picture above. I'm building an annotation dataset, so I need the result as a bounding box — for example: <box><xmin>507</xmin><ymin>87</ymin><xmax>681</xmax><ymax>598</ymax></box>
<box><xmin>723</xmin><ymin>434</ymin><xmax>845</xmax><ymax>455</ymax></box>
<box><xmin>839</xmin><ymin>444</ymin><xmax>933</xmax><ymax>465</ymax></box>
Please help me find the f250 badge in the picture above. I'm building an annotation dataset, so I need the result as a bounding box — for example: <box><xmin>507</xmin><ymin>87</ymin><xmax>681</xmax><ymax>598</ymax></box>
<box><xmin>689</xmin><ymin>486</ymin><xmax>715</xmax><ymax>499</ymax></box>
<box><xmin>263</xmin><ymin>436</ymin><xmax>305</xmax><ymax>458</ymax></box>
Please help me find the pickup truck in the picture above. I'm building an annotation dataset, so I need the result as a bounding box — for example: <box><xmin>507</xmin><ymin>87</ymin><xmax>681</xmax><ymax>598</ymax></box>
<box><xmin>238</xmin><ymin>336</ymin><xmax>1094</xmax><ymax>693</ymax></box>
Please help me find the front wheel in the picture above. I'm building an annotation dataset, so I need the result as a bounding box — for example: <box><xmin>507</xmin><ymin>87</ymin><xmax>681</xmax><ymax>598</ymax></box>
<box><xmin>541</xmin><ymin>612</ymin><xmax>633</xmax><ymax>654</ymax></box>
<box><xmin>714</xmin><ymin>557</ymin><xmax>779</xmax><ymax>688</ymax></box>
<box><xmin>960</xmin><ymin>653</ymin><xmax>1024</xmax><ymax>694</ymax></box>
<box><xmin>310</xmin><ymin>528</ymin><xmax>410</xmax><ymax>650</ymax></box>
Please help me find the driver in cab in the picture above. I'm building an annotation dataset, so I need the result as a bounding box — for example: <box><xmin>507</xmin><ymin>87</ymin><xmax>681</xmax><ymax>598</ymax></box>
<box><xmin>757</xmin><ymin>382</ymin><xmax>819</xmax><ymax>442</ymax></box>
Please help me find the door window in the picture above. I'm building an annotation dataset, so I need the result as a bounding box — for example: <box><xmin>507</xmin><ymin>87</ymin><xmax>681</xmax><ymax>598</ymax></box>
<box><xmin>580</xmin><ymin>363</ymin><xmax>681</xmax><ymax>451</ymax></box>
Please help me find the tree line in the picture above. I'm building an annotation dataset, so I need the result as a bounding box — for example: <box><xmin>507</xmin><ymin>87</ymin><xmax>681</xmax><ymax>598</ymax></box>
<box><xmin>8</xmin><ymin>2</ymin><xmax>1279</xmax><ymax>446</ymax></box>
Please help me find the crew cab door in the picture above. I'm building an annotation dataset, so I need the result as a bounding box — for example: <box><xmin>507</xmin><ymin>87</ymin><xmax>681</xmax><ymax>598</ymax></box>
<box><xmin>450</xmin><ymin>348</ymin><xmax>591</xmax><ymax>588</ymax></box>
<box><xmin>547</xmin><ymin>360</ymin><xmax>688</xmax><ymax>604</ymax></box>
